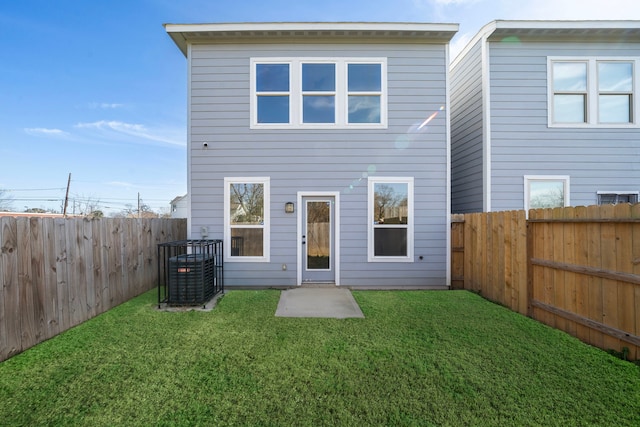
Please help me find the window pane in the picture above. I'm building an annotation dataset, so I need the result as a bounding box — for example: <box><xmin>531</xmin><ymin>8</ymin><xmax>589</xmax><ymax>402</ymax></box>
<box><xmin>349</xmin><ymin>95</ymin><xmax>381</xmax><ymax>123</ymax></box>
<box><xmin>303</xmin><ymin>95</ymin><xmax>335</xmax><ymax>123</ymax></box>
<box><xmin>373</xmin><ymin>183</ymin><xmax>408</xmax><ymax>224</ymax></box>
<box><xmin>306</xmin><ymin>201</ymin><xmax>330</xmax><ymax>270</ymax></box>
<box><xmin>302</xmin><ymin>63</ymin><xmax>335</xmax><ymax>91</ymax></box>
<box><xmin>599</xmin><ymin>94</ymin><xmax>631</xmax><ymax>123</ymax></box>
<box><xmin>348</xmin><ymin>64</ymin><xmax>381</xmax><ymax>91</ymax></box>
<box><xmin>374</xmin><ymin>228</ymin><xmax>407</xmax><ymax>256</ymax></box>
<box><xmin>231</xmin><ymin>228</ymin><xmax>263</xmax><ymax>257</ymax></box>
<box><xmin>529</xmin><ymin>181</ymin><xmax>565</xmax><ymax>209</ymax></box>
<box><xmin>553</xmin><ymin>62</ymin><xmax>587</xmax><ymax>91</ymax></box>
<box><xmin>598</xmin><ymin>62</ymin><xmax>633</xmax><ymax>92</ymax></box>
<box><xmin>553</xmin><ymin>94</ymin><xmax>585</xmax><ymax>123</ymax></box>
<box><xmin>229</xmin><ymin>183</ymin><xmax>264</xmax><ymax>225</ymax></box>
<box><xmin>256</xmin><ymin>64</ymin><xmax>289</xmax><ymax>92</ymax></box>
<box><xmin>257</xmin><ymin>96</ymin><xmax>289</xmax><ymax>123</ymax></box>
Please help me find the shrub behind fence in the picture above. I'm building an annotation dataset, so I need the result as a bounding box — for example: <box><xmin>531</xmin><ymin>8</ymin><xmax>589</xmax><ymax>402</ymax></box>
<box><xmin>0</xmin><ymin>216</ymin><xmax>186</xmax><ymax>362</ymax></box>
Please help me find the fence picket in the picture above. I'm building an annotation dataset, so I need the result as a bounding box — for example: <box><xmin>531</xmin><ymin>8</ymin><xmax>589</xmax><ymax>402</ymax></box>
<box><xmin>0</xmin><ymin>217</ymin><xmax>186</xmax><ymax>363</ymax></box>
<box><xmin>452</xmin><ymin>203</ymin><xmax>640</xmax><ymax>360</ymax></box>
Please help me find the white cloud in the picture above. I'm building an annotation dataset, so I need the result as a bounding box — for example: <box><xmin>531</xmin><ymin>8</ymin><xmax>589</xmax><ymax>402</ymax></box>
<box><xmin>74</xmin><ymin>120</ymin><xmax>185</xmax><ymax>147</ymax></box>
<box><xmin>88</xmin><ymin>102</ymin><xmax>125</xmax><ymax>109</ymax></box>
<box><xmin>24</xmin><ymin>127</ymin><xmax>69</xmax><ymax>137</ymax></box>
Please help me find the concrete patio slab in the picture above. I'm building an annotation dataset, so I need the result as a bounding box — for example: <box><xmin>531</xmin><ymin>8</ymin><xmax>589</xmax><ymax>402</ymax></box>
<box><xmin>275</xmin><ymin>287</ymin><xmax>365</xmax><ymax>318</ymax></box>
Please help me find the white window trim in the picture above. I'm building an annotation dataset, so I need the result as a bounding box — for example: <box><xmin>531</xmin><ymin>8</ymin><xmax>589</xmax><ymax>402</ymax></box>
<box><xmin>250</xmin><ymin>57</ymin><xmax>387</xmax><ymax>130</ymax></box>
<box><xmin>224</xmin><ymin>177</ymin><xmax>270</xmax><ymax>262</ymax></box>
<box><xmin>523</xmin><ymin>175</ymin><xmax>570</xmax><ymax>213</ymax></box>
<box><xmin>548</xmin><ymin>57</ymin><xmax>639</xmax><ymax>128</ymax></box>
<box><xmin>367</xmin><ymin>177</ymin><xmax>414</xmax><ymax>263</ymax></box>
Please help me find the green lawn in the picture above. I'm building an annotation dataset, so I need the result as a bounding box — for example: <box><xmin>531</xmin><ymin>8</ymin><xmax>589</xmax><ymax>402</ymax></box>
<box><xmin>1</xmin><ymin>290</ymin><xmax>639</xmax><ymax>426</ymax></box>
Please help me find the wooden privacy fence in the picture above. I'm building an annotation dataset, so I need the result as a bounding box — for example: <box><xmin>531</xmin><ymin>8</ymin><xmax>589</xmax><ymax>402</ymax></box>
<box><xmin>451</xmin><ymin>204</ymin><xmax>640</xmax><ymax>360</ymax></box>
<box><xmin>0</xmin><ymin>216</ymin><xmax>186</xmax><ymax>362</ymax></box>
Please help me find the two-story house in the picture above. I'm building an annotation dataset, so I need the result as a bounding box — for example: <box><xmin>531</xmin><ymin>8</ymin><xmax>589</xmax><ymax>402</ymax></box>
<box><xmin>451</xmin><ymin>20</ymin><xmax>640</xmax><ymax>214</ymax></box>
<box><xmin>165</xmin><ymin>22</ymin><xmax>458</xmax><ymax>288</ymax></box>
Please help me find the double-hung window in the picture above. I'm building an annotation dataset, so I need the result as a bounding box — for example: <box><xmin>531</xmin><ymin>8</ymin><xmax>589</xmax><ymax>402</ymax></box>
<box><xmin>224</xmin><ymin>177</ymin><xmax>270</xmax><ymax>262</ymax></box>
<box><xmin>549</xmin><ymin>57</ymin><xmax>637</xmax><ymax>126</ymax></box>
<box><xmin>368</xmin><ymin>177</ymin><xmax>413</xmax><ymax>262</ymax></box>
<box><xmin>251</xmin><ymin>58</ymin><xmax>387</xmax><ymax>128</ymax></box>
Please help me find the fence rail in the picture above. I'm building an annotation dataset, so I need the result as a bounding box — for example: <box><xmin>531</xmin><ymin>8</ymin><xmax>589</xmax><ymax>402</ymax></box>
<box><xmin>451</xmin><ymin>204</ymin><xmax>640</xmax><ymax>360</ymax></box>
<box><xmin>0</xmin><ymin>216</ymin><xmax>186</xmax><ymax>362</ymax></box>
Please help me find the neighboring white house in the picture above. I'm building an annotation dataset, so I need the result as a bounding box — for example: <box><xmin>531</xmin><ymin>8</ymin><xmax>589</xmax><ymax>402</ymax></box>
<box><xmin>170</xmin><ymin>194</ymin><xmax>188</xmax><ymax>218</ymax></box>
<box><xmin>165</xmin><ymin>22</ymin><xmax>458</xmax><ymax>288</ymax></box>
<box><xmin>451</xmin><ymin>20</ymin><xmax>640</xmax><ymax>214</ymax></box>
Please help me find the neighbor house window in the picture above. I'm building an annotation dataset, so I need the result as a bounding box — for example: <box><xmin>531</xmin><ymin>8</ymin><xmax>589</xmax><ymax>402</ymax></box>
<box><xmin>597</xmin><ymin>191</ymin><xmax>639</xmax><ymax>205</ymax></box>
<box><xmin>549</xmin><ymin>58</ymin><xmax>636</xmax><ymax>126</ymax></box>
<box><xmin>251</xmin><ymin>58</ymin><xmax>387</xmax><ymax>129</ymax></box>
<box><xmin>224</xmin><ymin>177</ymin><xmax>270</xmax><ymax>262</ymax></box>
<box><xmin>368</xmin><ymin>177</ymin><xmax>413</xmax><ymax>262</ymax></box>
<box><xmin>524</xmin><ymin>175</ymin><xmax>570</xmax><ymax>212</ymax></box>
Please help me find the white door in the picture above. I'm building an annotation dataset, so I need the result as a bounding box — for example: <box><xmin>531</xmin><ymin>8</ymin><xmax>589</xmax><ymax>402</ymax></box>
<box><xmin>301</xmin><ymin>196</ymin><xmax>335</xmax><ymax>283</ymax></box>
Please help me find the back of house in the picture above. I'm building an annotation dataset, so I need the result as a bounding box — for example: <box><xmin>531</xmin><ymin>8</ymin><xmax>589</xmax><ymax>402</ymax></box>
<box><xmin>451</xmin><ymin>20</ymin><xmax>640</xmax><ymax>213</ymax></box>
<box><xmin>165</xmin><ymin>22</ymin><xmax>458</xmax><ymax>288</ymax></box>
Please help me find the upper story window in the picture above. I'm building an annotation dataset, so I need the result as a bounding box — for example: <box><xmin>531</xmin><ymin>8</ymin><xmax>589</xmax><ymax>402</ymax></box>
<box><xmin>251</xmin><ymin>58</ymin><xmax>387</xmax><ymax>129</ymax></box>
<box><xmin>549</xmin><ymin>58</ymin><xmax>637</xmax><ymax>127</ymax></box>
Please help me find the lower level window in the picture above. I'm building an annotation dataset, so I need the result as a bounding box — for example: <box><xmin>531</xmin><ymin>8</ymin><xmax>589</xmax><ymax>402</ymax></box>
<box><xmin>368</xmin><ymin>177</ymin><xmax>413</xmax><ymax>262</ymax></box>
<box><xmin>224</xmin><ymin>177</ymin><xmax>270</xmax><ymax>262</ymax></box>
<box><xmin>524</xmin><ymin>175</ymin><xmax>570</xmax><ymax>211</ymax></box>
<box><xmin>597</xmin><ymin>191</ymin><xmax>638</xmax><ymax>205</ymax></box>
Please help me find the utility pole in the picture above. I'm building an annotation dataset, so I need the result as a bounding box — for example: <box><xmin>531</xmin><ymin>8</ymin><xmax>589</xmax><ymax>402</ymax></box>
<box><xmin>63</xmin><ymin>173</ymin><xmax>71</xmax><ymax>217</ymax></box>
<box><xmin>137</xmin><ymin>192</ymin><xmax>141</xmax><ymax>218</ymax></box>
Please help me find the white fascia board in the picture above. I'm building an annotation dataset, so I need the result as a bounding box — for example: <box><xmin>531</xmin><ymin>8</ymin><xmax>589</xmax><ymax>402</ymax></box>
<box><xmin>164</xmin><ymin>22</ymin><xmax>459</xmax><ymax>34</ymax></box>
<box><xmin>492</xmin><ymin>20</ymin><xmax>640</xmax><ymax>31</ymax></box>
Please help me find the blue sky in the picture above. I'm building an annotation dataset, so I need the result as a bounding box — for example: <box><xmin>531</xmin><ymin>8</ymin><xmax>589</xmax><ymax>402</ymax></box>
<box><xmin>1</xmin><ymin>0</ymin><xmax>637</xmax><ymax>215</ymax></box>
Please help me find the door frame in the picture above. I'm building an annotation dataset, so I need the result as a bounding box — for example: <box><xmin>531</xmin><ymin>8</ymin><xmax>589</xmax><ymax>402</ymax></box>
<box><xmin>297</xmin><ymin>191</ymin><xmax>340</xmax><ymax>286</ymax></box>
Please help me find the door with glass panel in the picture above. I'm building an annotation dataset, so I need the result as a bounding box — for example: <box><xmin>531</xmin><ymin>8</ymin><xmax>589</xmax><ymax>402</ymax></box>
<box><xmin>301</xmin><ymin>196</ymin><xmax>335</xmax><ymax>283</ymax></box>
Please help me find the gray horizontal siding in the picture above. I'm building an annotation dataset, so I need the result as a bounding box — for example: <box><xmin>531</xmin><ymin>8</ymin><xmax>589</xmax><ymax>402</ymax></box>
<box><xmin>488</xmin><ymin>40</ymin><xmax>640</xmax><ymax>212</ymax></box>
<box><xmin>450</xmin><ymin>39</ymin><xmax>484</xmax><ymax>213</ymax></box>
<box><xmin>188</xmin><ymin>42</ymin><xmax>449</xmax><ymax>287</ymax></box>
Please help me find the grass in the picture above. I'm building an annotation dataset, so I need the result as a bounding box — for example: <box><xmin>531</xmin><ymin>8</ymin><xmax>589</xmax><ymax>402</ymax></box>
<box><xmin>1</xmin><ymin>290</ymin><xmax>639</xmax><ymax>426</ymax></box>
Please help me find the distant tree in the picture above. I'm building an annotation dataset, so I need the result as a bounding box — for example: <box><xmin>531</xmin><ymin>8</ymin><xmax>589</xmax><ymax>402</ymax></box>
<box><xmin>114</xmin><ymin>202</ymin><xmax>162</xmax><ymax>218</ymax></box>
<box><xmin>71</xmin><ymin>195</ymin><xmax>102</xmax><ymax>216</ymax></box>
<box><xmin>24</xmin><ymin>207</ymin><xmax>47</xmax><ymax>213</ymax></box>
<box><xmin>0</xmin><ymin>188</ymin><xmax>13</xmax><ymax>211</ymax></box>
<box><xmin>88</xmin><ymin>210</ymin><xmax>104</xmax><ymax>218</ymax></box>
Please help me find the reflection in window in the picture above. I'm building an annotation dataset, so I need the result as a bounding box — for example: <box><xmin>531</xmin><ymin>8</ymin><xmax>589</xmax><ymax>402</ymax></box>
<box><xmin>369</xmin><ymin>178</ymin><xmax>413</xmax><ymax>261</ymax></box>
<box><xmin>598</xmin><ymin>62</ymin><xmax>633</xmax><ymax>123</ymax></box>
<box><xmin>348</xmin><ymin>63</ymin><xmax>382</xmax><ymax>124</ymax></box>
<box><xmin>549</xmin><ymin>58</ymin><xmax>636</xmax><ymax>126</ymax></box>
<box><xmin>302</xmin><ymin>63</ymin><xmax>336</xmax><ymax>123</ymax></box>
<box><xmin>225</xmin><ymin>178</ymin><xmax>269</xmax><ymax>260</ymax></box>
<box><xmin>256</xmin><ymin>64</ymin><xmax>290</xmax><ymax>124</ymax></box>
<box><xmin>251</xmin><ymin>58</ymin><xmax>386</xmax><ymax>128</ymax></box>
<box><xmin>524</xmin><ymin>176</ymin><xmax>569</xmax><ymax>211</ymax></box>
<box><xmin>552</xmin><ymin>62</ymin><xmax>587</xmax><ymax>123</ymax></box>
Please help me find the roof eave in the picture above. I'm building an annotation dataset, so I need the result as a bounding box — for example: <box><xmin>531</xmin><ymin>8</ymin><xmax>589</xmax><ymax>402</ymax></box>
<box><xmin>164</xmin><ymin>22</ymin><xmax>459</xmax><ymax>57</ymax></box>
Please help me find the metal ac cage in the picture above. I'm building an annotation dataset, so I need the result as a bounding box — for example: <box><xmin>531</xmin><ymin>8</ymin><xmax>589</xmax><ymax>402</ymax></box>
<box><xmin>158</xmin><ymin>240</ymin><xmax>223</xmax><ymax>307</ymax></box>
